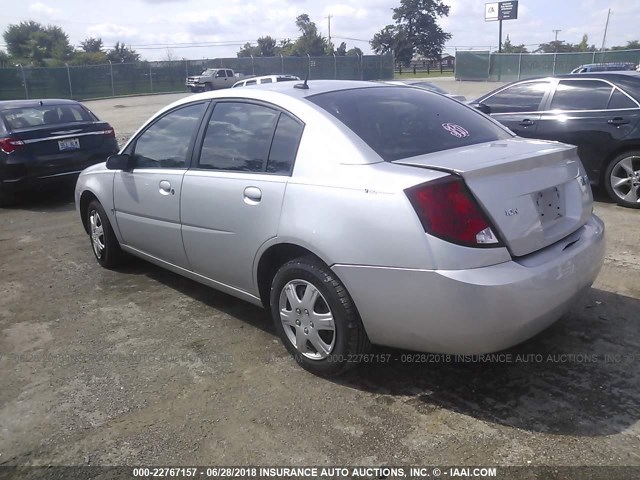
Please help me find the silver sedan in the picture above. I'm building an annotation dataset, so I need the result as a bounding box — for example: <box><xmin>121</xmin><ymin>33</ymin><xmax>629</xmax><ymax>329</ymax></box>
<box><xmin>75</xmin><ymin>80</ymin><xmax>604</xmax><ymax>376</ymax></box>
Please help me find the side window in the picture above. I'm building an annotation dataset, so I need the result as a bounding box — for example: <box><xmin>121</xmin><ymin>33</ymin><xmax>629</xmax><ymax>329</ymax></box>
<box><xmin>132</xmin><ymin>103</ymin><xmax>206</xmax><ymax>169</ymax></box>
<box><xmin>245</xmin><ymin>79</ymin><xmax>257</xmax><ymax>86</ymax></box>
<box><xmin>198</xmin><ymin>102</ymin><xmax>279</xmax><ymax>172</ymax></box>
<box><xmin>266</xmin><ymin>114</ymin><xmax>304</xmax><ymax>174</ymax></box>
<box><xmin>215</xmin><ymin>70</ymin><xmax>225</xmax><ymax>78</ymax></box>
<box><xmin>608</xmin><ymin>89</ymin><xmax>638</xmax><ymax>110</ymax></box>
<box><xmin>483</xmin><ymin>82</ymin><xmax>550</xmax><ymax>113</ymax></box>
<box><xmin>226</xmin><ymin>70</ymin><xmax>234</xmax><ymax>78</ymax></box>
<box><xmin>550</xmin><ymin>80</ymin><xmax>612</xmax><ymax>111</ymax></box>
<box><xmin>261</xmin><ymin>78</ymin><xmax>273</xmax><ymax>84</ymax></box>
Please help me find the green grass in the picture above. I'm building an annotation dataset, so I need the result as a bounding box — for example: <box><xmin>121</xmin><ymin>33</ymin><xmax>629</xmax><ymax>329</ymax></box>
<box><xmin>394</xmin><ymin>71</ymin><xmax>454</xmax><ymax>79</ymax></box>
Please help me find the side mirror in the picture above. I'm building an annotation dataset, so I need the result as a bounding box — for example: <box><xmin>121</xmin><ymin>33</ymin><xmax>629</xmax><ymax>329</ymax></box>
<box><xmin>470</xmin><ymin>102</ymin><xmax>492</xmax><ymax>115</ymax></box>
<box><xmin>106</xmin><ymin>153</ymin><xmax>131</xmax><ymax>171</ymax></box>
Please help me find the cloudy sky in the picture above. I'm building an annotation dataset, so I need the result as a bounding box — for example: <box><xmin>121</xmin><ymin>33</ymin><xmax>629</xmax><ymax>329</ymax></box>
<box><xmin>1</xmin><ymin>0</ymin><xmax>639</xmax><ymax>60</ymax></box>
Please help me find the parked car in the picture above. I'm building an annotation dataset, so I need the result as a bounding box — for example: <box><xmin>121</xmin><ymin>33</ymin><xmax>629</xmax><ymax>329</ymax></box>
<box><xmin>185</xmin><ymin>68</ymin><xmax>250</xmax><ymax>92</ymax></box>
<box><xmin>383</xmin><ymin>79</ymin><xmax>467</xmax><ymax>101</ymax></box>
<box><xmin>0</xmin><ymin>99</ymin><xmax>118</xmax><ymax>206</ymax></box>
<box><xmin>570</xmin><ymin>63</ymin><xmax>636</xmax><ymax>74</ymax></box>
<box><xmin>472</xmin><ymin>72</ymin><xmax>640</xmax><ymax>208</ymax></box>
<box><xmin>76</xmin><ymin>81</ymin><xmax>604</xmax><ymax>376</ymax></box>
<box><xmin>232</xmin><ymin>75</ymin><xmax>300</xmax><ymax>88</ymax></box>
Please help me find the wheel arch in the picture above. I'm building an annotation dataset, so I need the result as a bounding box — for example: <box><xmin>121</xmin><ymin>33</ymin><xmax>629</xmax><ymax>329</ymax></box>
<box><xmin>255</xmin><ymin>242</ymin><xmax>330</xmax><ymax>309</ymax></box>
<box><xmin>599</xmin><ymin>144</ymin><xmax>640</xmax><ymax>185</ymax></box>
<box><xmin>79</xmin><ymin>190</ymin><xmax>99</xmax><ymax>234</ymax></box>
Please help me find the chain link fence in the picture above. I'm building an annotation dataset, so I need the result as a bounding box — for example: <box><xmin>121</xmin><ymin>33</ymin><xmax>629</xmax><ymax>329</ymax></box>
<box><xmin>0</xmin><ymin>54</ymin><xmax>394</xmax><ymax>101</ymax></box>
<box><xmin>455</xmin><ymin>49</ymin><xmax>640</xmax><ymax>82</ymax></box>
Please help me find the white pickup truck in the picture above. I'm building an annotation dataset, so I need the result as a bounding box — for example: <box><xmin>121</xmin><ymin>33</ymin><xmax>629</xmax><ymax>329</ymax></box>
<box><xmin>185</xmin><ymin>68</ymin><xmax>250</xmax><ymax>92</ymax></box>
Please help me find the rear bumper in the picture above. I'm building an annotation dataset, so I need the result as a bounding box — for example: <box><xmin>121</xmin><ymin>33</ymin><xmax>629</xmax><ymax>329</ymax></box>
<box><xmin>332</xmin><ymin>214</ymin><xmax>605</xmax><ymax>354</ymax></box>
<box><xmin>0</xmin><ymin>146</ymin><xmax>116</xmax><ymax>193</ymax></box>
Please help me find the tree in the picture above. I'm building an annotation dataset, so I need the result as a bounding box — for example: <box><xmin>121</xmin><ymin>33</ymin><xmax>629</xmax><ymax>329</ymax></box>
<box><xmin>502</xmin><ymin>35</ymin><xmax>528</xmax><ymax>53</ymax></box>
<box><xmin>370</xmin><ymin>25</ymin><xmax>413</xmax><ymax>65</ymax></box>
<box><xmin>257</xmin><ymin>36</ymin><xmax>277</xmax><ymax>57</ymax></box>
<box><xmin>535</xmin><ymin>40</ymin><xmax>575</xmax><ymax>53</ymax></box>
<box><xmin>290</xmin><ymin>14</ymin><xmax>329</xmax><ymax>56</ymax></box>
<box><xmin>371</xmin><ymin>0</ymin><xmax>451</xmax><ymax>64</ymax></box>
<box><xmin>237</xmin><ymin>42</ymin><xmax>259</xmax><ymax>57</ymax></box>
<box><xmin>0</xmin><ymin>50</ymin><xmax>8</xmax><ymax>68</ymax></box>
<box><xmin>3</xmin><ymin>21</ymin><xmax>73</xmax><ymax>65</ymax></box>
<box><xmin>346</xmin><ymin>47</ymin><xmax>363</xmax><ymax>57</ymax></box>
<box><xmin>81</xmin><ymin>37</ymin><xmax>104</xmax><ymax>53</ymax></box>
<box><xmin>106</xmin><ymin>42</ymin><xmax>140</xmax><ymax>63</ymax></box>
<box><xmin>610</xmin><ymin>40</ymin><xmax>640</xmax><ymax>51</ymax></box>
<box><xmin>336</xmin><ymin>42</ymin><xmax>347</xmax><ymax>56</ymax></box>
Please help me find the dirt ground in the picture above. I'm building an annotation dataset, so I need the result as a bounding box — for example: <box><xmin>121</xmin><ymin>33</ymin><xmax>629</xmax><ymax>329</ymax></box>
<box><xmin>1</xmin><ymin>85</ymin><xmax>639</xmax><ymax>470</ymax></box>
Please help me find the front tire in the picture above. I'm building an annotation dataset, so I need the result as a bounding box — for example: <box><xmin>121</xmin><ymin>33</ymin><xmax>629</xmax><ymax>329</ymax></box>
<box><xmin>204</xmin><ymin>83</ymin><xmax>213</xmax><ymax>91</ymax></box>
<box><xmin>270</xmin><ymin>257</ymin><xmax>370</xmax><ymax>376</ymax></box>
<box><xmin>86</xmin><ymin>200</ymin><xmax>125</xmax><ymax>268</ymax></box>
<box><xmin>604</xmin><ymin>151</ymin><xmax>640</xmax><ymax>208</ymax></box>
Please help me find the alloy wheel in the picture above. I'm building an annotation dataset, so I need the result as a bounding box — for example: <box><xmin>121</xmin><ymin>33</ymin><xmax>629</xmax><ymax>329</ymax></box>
<box><xmin>610</xmin><ymin>155</ymin><xmax>640</xmax><ymax>204</ymax></box>
<box><xmin>89</xmin><ymin>209</ymin><xmax>106</xmax><ymax>259</ymax></box>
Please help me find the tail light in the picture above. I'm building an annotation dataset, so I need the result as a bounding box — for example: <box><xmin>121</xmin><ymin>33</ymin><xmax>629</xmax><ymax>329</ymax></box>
<box><xmin>405</xmin><ymin>175</ymin><xmax>502</xmax><ymax>248</ymax></box>
<box><xmin>0</xmin><ymin>137</ymin><xmax>26</xmax><ymax>154</ymax></box>
<box><xmin>103</xmin><ymin>128</ymin><xmax>116</xmax><ymax>138</ymax></box>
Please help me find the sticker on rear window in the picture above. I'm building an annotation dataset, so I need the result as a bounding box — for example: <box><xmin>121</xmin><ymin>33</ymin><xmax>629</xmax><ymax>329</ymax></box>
<box><xmin>442</xmin><ymin>123</ymin><xmax>469</xmax><ymax>138</ymax></box>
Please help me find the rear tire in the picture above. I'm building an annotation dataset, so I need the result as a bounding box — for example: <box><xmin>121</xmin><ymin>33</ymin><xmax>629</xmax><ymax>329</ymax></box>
<box><xmin>269</xmin><ymin>257</ymin><xmax>370</xmax><ymax>376</ymax></box>
<box><xmin>86</xmin><ymin>200</ymin><xmax>125</xmax><ymax>268</ymax></box>
<box><xmin>604</xmin><ymin>151</ymin><xmax>640</xmax><ymax>208</ymax></box>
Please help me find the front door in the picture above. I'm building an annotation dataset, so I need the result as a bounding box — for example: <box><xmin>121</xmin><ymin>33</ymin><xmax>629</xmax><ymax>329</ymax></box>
<box><xmin>113</xmin><ymin>101</ymin><xmax>208</xmax><ymax>268</ymax></box>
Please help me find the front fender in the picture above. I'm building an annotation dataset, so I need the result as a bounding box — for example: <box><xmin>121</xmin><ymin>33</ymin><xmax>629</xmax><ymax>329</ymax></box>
<box><xmin>75</xmin><ymin>170</ymin><xmax>120</xmax><ymax>242</ymax></box>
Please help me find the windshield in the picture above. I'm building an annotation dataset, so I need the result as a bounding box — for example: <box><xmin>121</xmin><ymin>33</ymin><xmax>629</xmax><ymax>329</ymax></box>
<box><xmin>308</xmin><ymin>86</ymin><xmax>512</xmax><ymax>162</ymax></box>
<box><xmin>201</xmin><ymin>69</ymin><xmax>216</xmax><ymax>76</ymax></box>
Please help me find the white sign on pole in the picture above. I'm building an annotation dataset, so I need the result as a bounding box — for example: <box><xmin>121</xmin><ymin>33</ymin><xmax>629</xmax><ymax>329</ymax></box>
<box><xmin>485</xmin><ymin>2</ymin><xmax>499</xmax><ymax>21</ymax></box>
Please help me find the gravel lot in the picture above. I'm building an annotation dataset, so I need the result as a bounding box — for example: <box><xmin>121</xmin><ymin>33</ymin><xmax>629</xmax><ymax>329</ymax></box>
<box><xmin>1</xmin><ymin>84</ymin><xmax>639</xmax><ymax>470</ymax></box>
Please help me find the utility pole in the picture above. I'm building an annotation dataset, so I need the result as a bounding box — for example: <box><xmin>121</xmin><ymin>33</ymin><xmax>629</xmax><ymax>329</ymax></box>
<box><xmin>601</xmin><ymin>8</ymin><xmax>611</xmax><ymax>51</ymax></box>
<box><xmin>552</xmin><ymin>29</ymin><xmax>561</xmax><ymax>41</ymax></box>
<box><xmin>325</xmin><ymin>15</ymin><xmax>332</xmax><ymax>47</ymax></box>
<box><xmin>552</xmin><ymin>29</ymin><xmax>562</xmax><ymax>52</ymax></box>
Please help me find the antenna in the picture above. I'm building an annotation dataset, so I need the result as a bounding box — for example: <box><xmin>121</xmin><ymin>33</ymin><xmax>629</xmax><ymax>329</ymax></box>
<box><xmin>294</xmin><ymin>72</ymin><xmax>309</xmax><ymax>90</ymax></box>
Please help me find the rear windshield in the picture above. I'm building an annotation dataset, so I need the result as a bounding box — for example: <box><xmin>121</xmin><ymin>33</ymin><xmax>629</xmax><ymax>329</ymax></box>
<box><xmin>308</xmin><ymin>87</ymin><xmax>511</xmax><ymax>161</ymax></box>
<box><xmin>1</xmin><ymin>104</ymin><xmax>93</xmax><ymax>130</ymax></box>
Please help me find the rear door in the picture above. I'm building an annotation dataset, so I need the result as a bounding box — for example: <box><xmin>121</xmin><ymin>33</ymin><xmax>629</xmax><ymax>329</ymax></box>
<box><xmin>481</xmin><ymin>80</ymin><xmax>552</xmax><ymax>136</ymax></box>
<box><xmin>113</xmin><ymin>101</ymin><xmax>208</xmax><ymax>268</ymax></box>
<box><xmin>181</xmin><ymin>101</ymin><xmax>303</xmax><ymax>293</ymax></box>
<box><xmin>535</xmin><ymin>78</ymin><xmax>640</xmax><ymax>181</ymax></box>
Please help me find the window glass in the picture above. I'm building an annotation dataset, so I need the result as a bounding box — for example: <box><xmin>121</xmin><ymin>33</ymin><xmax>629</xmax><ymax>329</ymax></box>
<box><xmin>551</xmin><ymin>80</ymin><xmax>612</xmax><ymax>110</ymax></box>
<box><xmin>245</xmin><ymin>79</ymin><xmax>257</xmax><ymax>86</ymax></box>
<box><xmin>309</xmin><ymin>86</ymin><xmax>511</xmax><ymax>162</ymax></box>
<box><xmin>226</xmin><ymin>70</ymin><xmax>234</xmax><ymax>77</ymax></box>
<box><xmin>199</xmin><ymin>102</ymin><xmax>279</xmax><ymax>172</ymax></box>
<box><xmin>0</xmin><ymin>104</ymin><xmax>92</xmax><ymax>129</ymax></box>
<box><xmin>608</xmin><ymin>89</ymin><xmax>638</xmax><ymax>109</ymax></box>
<box><xmin>133</xmin><ymin>103</ymin><xmax>206</xmax><ymax>169</ymax></box>
<box><xmin>483</xmin><ymin>82</ymin><xmax>550</xmax><ymax>113</ymax></box>
<box><xmin>277</xmin><ymin>77</ymin><xmax>297</xmax><ymax>82</ymax></box>
<box><xmin>261</xmin><ymin>78</ymin><xmax>273</xmax><ymax>84</ymax></box>
<box><xmin>266</xmin><ymin>114</ymin><xmax>304</xmax><ymax>174</ymax></box>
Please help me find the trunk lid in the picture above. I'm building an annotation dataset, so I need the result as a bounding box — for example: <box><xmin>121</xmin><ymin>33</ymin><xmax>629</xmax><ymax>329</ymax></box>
<box><xmin>13</xmin><ymin>121</ymin><xmax>115</xmax><ymax>178</ymax></box>
<box><xmin>394</xmin><ymin>138</ymin><xmax>593</xmax><ymax>257</ymax></box>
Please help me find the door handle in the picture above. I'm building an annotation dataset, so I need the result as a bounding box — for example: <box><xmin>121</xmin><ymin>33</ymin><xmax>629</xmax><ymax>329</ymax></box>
<box><xmin>243</xmin><ymin>186</ymin><xmax>262</xmax><ymax>205</ymax></box>
<box><xmin>519</xmin><ymin>119</ymin><xmax>536</xmax><ymax>126</ymax></box>
<box><xmin>159</xmin><ymin>180</ymin><xmax>174</xmax><ymax>196</ymax></box>
<box><xmin>608</xmin><ymin>117</ymin><xmax>630</xmax><ymax>126</ymax></box>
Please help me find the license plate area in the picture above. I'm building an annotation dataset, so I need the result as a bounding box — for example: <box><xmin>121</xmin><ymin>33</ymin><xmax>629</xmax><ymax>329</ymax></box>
<box><xmin>535</xmin><ymin>186</ymin><xmax>565</xmax><ymax>224</ymax></box>
<box><xmin>58</xmin><ymin>138</ymin><xmax>80</xmax><ymax>151</ymax></box>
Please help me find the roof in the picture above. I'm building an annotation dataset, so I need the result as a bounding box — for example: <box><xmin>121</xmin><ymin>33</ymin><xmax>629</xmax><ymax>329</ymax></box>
<box><xmin>204</xmin><ymin>79</ymin><xmax>384</xmax><ymax>99</ymax></box>
<box><xmin>0</xmin><ymin>99</ymin><xmax>81</xmax><ymax>111</ymax></box>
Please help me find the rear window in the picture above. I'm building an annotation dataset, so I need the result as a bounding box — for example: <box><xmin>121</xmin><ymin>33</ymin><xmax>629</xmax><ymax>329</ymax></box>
<box><xmin>1</xmin><ymin>104</ymin><xmax>93</xmax><ymax>130</ymax></box>
<box><xmin>308</xmin><ymin>86</ymin><xmax>511</xmax><ymax>161</ymax></box>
